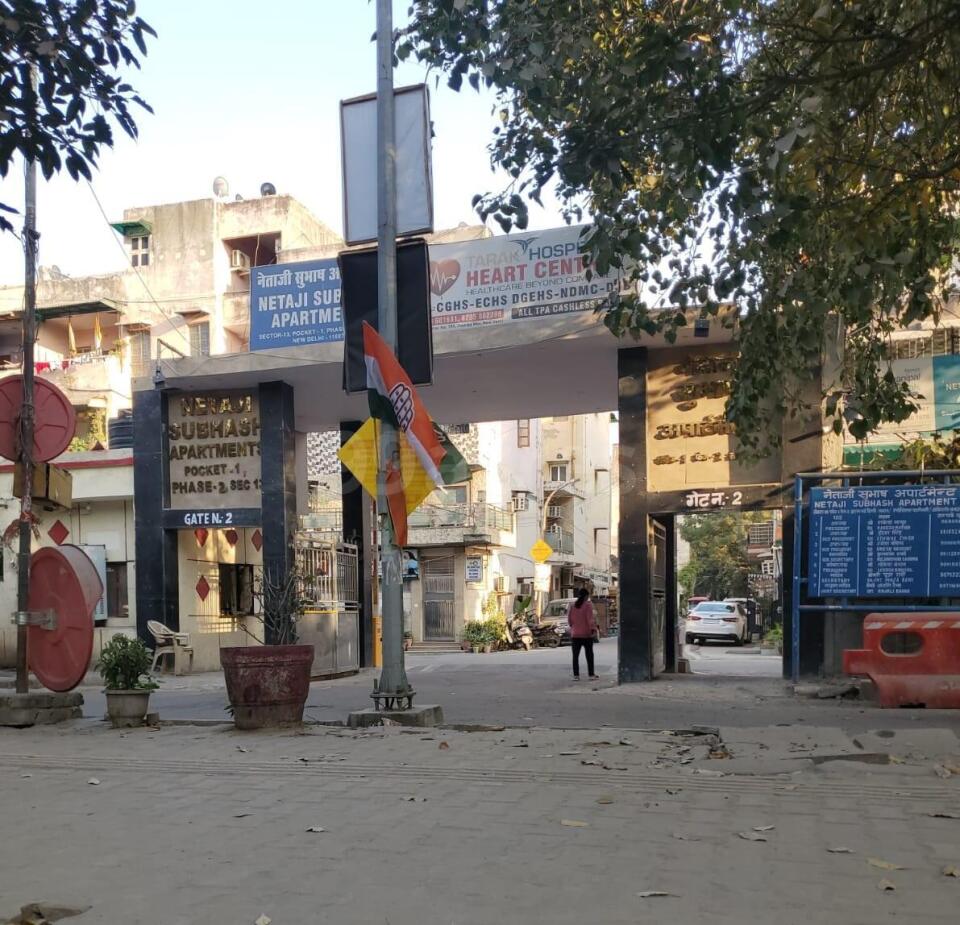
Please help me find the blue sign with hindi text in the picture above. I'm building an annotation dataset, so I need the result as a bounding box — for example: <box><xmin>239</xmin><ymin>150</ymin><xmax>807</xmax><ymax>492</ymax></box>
<box><xmin>808</xmin><ymin>485</ymin><xmax>960</xmax><ymax>598</ymax></box>
<box><xmin>249</xmin><ymin>259</ymin><xmax>343</xmax><ymax>350</ymax></box>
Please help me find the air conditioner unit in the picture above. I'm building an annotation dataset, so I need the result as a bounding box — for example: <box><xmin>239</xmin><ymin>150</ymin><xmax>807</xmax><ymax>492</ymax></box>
<box><xmin>494</xmin><ymin>576</ymin><xmax>508</xmax><ymax>593</ymax></box>
<box><xmin>230</xmin><ymin>249</ymin><xmax>251</xmax><ymax>271</ymax></box>
<box><xmin>547</xmin><ymin>505</ymin><xmax>563</xmax><ymax>518</ymax></box>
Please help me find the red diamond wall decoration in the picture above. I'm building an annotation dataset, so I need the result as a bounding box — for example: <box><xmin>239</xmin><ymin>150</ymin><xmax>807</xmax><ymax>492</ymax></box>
<box><xmin>47</xmin><ymin>519</ymin><xmax>69</xmax><ymax>545</ymax></box>
<box><xmin>196</xmin><ymin>575</ymin><xmax>210</xmax><ymax>602</ymax></box>
<box><xmin>251</xmin><ymin>529</ymin><xmax>263</xmax><ymax>552</ymax></box>
<box><xmin>224</xmin><ymin>529</ymin><xmax>239</xmax><ymax>547</ymax></box>
<box><xmin>194</xmin><ymin>528</ymin><xmax>208</xmax><ymax>547</ymax></box>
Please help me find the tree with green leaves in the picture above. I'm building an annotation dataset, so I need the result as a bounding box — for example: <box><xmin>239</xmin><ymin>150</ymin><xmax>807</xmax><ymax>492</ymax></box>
<box><xmin>678</xmin><ymin>512</ymin><xmax>752</xmax><ymax>602</ymax></box>
<box><xmin>0</xmin><ymin>0</ymin><xmax>155</xmax><ymax>233</ymax></box>
<box><xmin>401</xmin><ymin>1</ymin><xmax>960</xmax><ymax>455</ymax></box>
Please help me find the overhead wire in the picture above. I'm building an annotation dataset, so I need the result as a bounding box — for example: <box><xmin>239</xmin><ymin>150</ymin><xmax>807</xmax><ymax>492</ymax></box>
<box><xmin>85</xmin><ymin>179</ymin><xmax>194</xmax><ymax>354</ymax></box>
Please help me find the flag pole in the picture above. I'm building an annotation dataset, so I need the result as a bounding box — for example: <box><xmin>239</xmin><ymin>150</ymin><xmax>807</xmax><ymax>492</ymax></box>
<box><xmin>373</xmin><ymin>0</ymin><xmax>413</xmax><ymax>707</ymax></box>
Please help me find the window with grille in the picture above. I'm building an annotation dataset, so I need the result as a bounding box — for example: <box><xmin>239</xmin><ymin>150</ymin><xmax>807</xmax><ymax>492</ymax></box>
<box><xmin>219</xmin><ymin>563</ymin><xmax>254</xmax><ymax>616</ymax></box>
<box><xmin>130</xmin><ymin>235</ymin><xmax>151</xmax><ymax>268</ymax></box>
<box><xmin>549</xmin><ymin>463</ymin><xmax>568</xmax><ymax>482</ymax></box>
<box><xmin>761</xmin><ymin>559</ymin><xmax>775</xmax><ymax>576</ymax></box>
<box><xmin>106</xmin><ymin>562</ymin><xmax>128</xmax><ymax>618</ymax></box>
<box><xmin>512</xmin><ymin>491</ymin><xmax>528</xmax><ymax>512</ymax></box>
<box><xmin>190</xmin><ymin>321</ymin><xmax>210</xmax><ymax>357</ymax></box>
<box><xmin>129</xmin><ymin>330</ymin><xmax>151</xmax><ymax>378</ymax></box>
<box><xmin>748</xmin><ymin>522</ymin><xmax>775</xmax><ymax>546</ymax></box>
<box><xmin>517</xmin><ymin>419</ymin><xmax>530</xmax><ymax>448</ymax></box>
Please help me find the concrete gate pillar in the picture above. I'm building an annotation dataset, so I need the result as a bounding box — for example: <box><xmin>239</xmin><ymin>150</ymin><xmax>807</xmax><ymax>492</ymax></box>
<box><xmin>133</xmin><ymin>387</ymin><xmax>179</xmax><ymax>640</ymax></box>
<box><xmin>617</xmin><ymin>347</ymin><xmax>654</xmax><ymax>682</ymax></box>
<box><xmin>258</xmin><ymin>382</ymin><xmax>297</xmax><ymax>645</ymax></box>
<box><xmin>341</xmin><ymin>420</ymin><xmax>376</xmax><ymax>668</ymax></box>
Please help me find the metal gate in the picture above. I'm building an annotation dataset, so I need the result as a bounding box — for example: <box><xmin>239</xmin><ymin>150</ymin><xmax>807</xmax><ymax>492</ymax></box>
<box><xmin>295</xmin><ymin>534</ymin><xmax>360</xmax><ymax>675</ymax></box>
<box><xmin>423</xmin><ymin>555</ymin><xmax>455</xmax><ymax>640</ymax></box>
<box><xmin>651</xmin><ymin>520</ymin><xmax>667</xmax><ymax>676</ymax></box>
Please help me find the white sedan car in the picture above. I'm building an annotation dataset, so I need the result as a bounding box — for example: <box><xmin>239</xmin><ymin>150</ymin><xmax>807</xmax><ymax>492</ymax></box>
<box><xmin>684</xmin><ymin>601</ymin><xmax>748</xmax><ymax>646</ymax></box>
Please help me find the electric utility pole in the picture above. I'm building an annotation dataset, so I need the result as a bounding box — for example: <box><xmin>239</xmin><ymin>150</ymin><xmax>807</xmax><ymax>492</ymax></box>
<box><xmin>16</xmin><ymin>66</ymin><xmax>38</xmax><ymax>695</ymax></box>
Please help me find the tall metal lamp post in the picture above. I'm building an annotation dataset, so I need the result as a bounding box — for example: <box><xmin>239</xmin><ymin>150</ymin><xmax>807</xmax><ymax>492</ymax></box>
<box><xmin>371</xmin><ymin>0</ymin><xmax>413</xmax><ymax>709</ymax></box>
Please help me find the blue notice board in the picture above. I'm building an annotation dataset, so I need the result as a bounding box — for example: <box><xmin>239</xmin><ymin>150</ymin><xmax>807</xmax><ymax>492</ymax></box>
<box><xmin>249</xmin><ymin>259</ymin><xmax>343</xmax><ymax>350</ymax></box>
<box><xmin>808</xmin><ymin>485</ymin><xmax>960</xmax><ymax>597</ymax></box>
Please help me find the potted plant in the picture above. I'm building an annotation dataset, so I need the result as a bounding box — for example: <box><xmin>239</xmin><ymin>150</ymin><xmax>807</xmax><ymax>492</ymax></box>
<box><xmin>403</xmin><ymin>630</ymin><xmax>414</xmax><ymax>651</ymax></box>
<box><xmin>462</xmin><ymin>621</ymin><xmax>484</xmax><ymax>653</ymax></box>
<box><xmin>220</xmin><ymin>567</ymin><xmax>314</xmax><ymax>730</ymax></box>
<box><xmin>97</xmin><ymin>635</ymin><xmax>158</xmax><ymax>728</ymax></box>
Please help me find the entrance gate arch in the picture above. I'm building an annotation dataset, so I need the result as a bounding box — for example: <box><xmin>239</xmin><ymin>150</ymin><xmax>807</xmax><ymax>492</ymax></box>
<box><xmin>134</xmin><ymin>231</ymin><xmax>841</xmax><ymax>681</ymax></box>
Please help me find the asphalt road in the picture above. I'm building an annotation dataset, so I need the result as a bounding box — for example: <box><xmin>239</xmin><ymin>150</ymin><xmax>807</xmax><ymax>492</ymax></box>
<box><xmin>73</xmin><ymin>638</ymin><xmax>960</xmax><ymax>733</ymax></box>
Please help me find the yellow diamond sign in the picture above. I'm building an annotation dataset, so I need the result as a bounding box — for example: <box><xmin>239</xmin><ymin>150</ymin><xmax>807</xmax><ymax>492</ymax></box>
<box><xmin>530</xmin><ymin>539</ymin><xmax>554</xmax><ymax>564</ymax></box>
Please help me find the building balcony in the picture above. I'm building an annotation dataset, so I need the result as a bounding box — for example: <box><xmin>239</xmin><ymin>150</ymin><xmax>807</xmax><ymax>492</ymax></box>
<box><xmin>544</xmin><ymin>528</ymin><xmax>575</xmax><ymax>560</ymax></box>
<box><xmin>543</xmin><ymin>479</ymin><xmax>583</xmax><ymax>499</ymax></box>
<box><xmin>408</xmin><ymin>502</ymin><xmax>515</xmax><ymax>548</ymax></box>
<box><xmin>35</xmin><ymin>352</ymin><xmax>127</xmax><ymax>406</ymax></box>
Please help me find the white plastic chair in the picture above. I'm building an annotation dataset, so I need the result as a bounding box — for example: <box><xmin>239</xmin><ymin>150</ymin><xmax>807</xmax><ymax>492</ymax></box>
<box><xmin>147</xmin><ymin>619</ymin><xmax>194</xmax><ymax>676</ymax></box>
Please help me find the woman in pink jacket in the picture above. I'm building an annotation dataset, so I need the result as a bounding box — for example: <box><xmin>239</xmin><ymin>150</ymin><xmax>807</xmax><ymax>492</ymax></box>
<box><xmin>568</xmin><ymin>588</ymin><xmax>599</xmax><ymax>680</ymax></box>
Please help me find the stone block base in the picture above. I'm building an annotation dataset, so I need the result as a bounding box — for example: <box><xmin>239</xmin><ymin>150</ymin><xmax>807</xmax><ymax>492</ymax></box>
<box><xmin>0</xmin><ymin>691</ymin><xmax>83</xmax><ymax>727</ymax></box>
<box><xmin>347</xmin><ymin>704</ymin><xmax>444</xmax><ymax>728</ymax></box>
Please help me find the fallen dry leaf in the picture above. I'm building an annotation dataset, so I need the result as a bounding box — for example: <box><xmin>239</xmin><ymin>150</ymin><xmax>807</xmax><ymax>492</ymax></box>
<box><xmin>305</xmin><ymin>826</ymin><xmax>326</xmax><ymax>833</ymax></box>
<box><xmin>877</xmin><ymin>879</ymin><xmax>896</xmax><ymax>892</ymax></box>
<box><xmin>738</xmin><ymin>831</ymin><xmax>768</xmax><ymax>842</ymax></box>
<box><xmin>943</xmin><ymin>866</ymin><xmax>960</xmax><ymax>878</ymax></box>
<box><xmin>438</xmin><ymin>741</ymin><xmax>450</xmax><ymax>751</ymax></box>
<box><xmin>402</xmin><ymin>796</ymin><xmax>427</xmax><ymax>802</ymax></box>
<box><xmin>233</xmin><ymin>813</ymin><xmax>252</xmax><ymax>818</ymax></box>
<box><xmin>928</xmin><ymin>810</ymin><xmax>960</xmax><ymax>819</ymax></box>
<box><xmin>636</xmin><ymin>891</ymin><xmax>674</xmax><ymax>899</ymax></box>
<box><xmin>827</xmin><ymin>847</ymin><xmax>853</xmax><ymax>854</ymax></box>
<box><xmin>934</xmin><ymin>764</ymin><xmax>952</xmax><ymax>780</ymax></box>
<box><xmin>559</xmin><ymin>751</ymin><xmax>582</xmax><ymax>756</ymax></box>
<box><xmin>255</xmin><ymin>917</ymin><xmax>272</xmax><ymax>925</ymax></box>
<box><xmin>87</xmin><ymin>778</ymin><xmax>100</xmax><ymax>786</ymax></box>
<box><xmin>561</xmin><ymin>819</ymin><xmax>589</xmax><ymax>828</ymax></box>
<box><xmin>753</xmin><ymin>825</ymin><xmax>776</xmax><ymax>832</ymax></box>
<box><xmin>666</xmin><ymin>787</ymin><xmax>683</xmax><ymax>795</ymax></box>
<box><xmin>236</xmin><ymin>746</ymin><xmax>249</xmax><ymax>753</ymax></box>
<box><xmin>596</xmin><ymin>796</ymin><xmax>614</xmax><ymax>805</ymax></box>
<box><xmin>672</xmin><ymin>833</ymin><xmax>700</xmax><ymax>841</ymax></box>
<box><xmin>868</xmin><ymin>858</ymin><xmax>905</xmax><ymax>871</ymax></box>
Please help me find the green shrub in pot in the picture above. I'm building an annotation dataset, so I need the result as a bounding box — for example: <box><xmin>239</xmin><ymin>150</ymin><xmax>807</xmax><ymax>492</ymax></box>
<box><xmin>96</xmin><ymin>635</ymin><xmax>158</xmax><ymax>728</ymax></box>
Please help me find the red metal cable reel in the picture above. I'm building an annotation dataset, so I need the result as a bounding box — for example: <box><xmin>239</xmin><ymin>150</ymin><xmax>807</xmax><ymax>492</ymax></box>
<box><xmin>27</xmin><ymin>545</ymin><xmax>103</xmax><ymax>692</ymax></box>
<box><xmin>0</xmin><ymin>375</ymin><xmax>77</xmax><ymax>463</ymax></box>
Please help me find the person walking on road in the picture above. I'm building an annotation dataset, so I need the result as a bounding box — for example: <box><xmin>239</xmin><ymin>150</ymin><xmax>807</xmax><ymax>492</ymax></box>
<box><xmin>568</xmin><ymin>588</ymin><xmax>598</xmax><ymax>681</ymax></box>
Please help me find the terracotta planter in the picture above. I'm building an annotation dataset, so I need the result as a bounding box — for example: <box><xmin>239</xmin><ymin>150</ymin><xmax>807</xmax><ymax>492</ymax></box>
<box><xmin>220</xmin><ymin>645</ymin><xmax>313</xmax><ymax>730</ymax></box>
<box><xmin>483</xmin><ymin>643</ymin><xmax>494</xmax><ymax>654</ymax></box>
<box><xmin>105</xmin><ymin>690</ymin><xmax>152</xmax><ymax>729</ymax></box>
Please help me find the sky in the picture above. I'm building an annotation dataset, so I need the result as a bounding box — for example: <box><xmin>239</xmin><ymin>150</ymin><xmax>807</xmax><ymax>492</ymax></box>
<box><xmin>0</xmin><ymin>0</ymin><xmax>566</xmax><ymax>285</ymax></box>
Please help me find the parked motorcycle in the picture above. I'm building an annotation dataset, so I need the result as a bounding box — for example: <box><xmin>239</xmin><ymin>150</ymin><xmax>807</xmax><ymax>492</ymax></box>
<box><xmin>529</xmin><ymin>616</ymin><xmax>564</xmax><ymax>648</ymax></box>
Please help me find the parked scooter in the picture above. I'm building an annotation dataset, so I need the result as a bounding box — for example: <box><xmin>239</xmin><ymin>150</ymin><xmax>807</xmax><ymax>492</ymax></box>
<box><xmin>503</xmin><ymin>611</ymin><xmax>534</xmax><ymax>651</ymax></box>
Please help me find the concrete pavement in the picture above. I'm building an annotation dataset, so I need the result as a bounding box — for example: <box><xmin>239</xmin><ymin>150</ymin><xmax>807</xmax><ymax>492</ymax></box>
<box><xmin>55</xmin><ymin>639</ymin><xmax>960</xmax><ymax>733</ymax></box>
<box><xmin>2</xmin><ymin>719</ymin><xmax>959</xmax><ymax>924</ymax></box>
